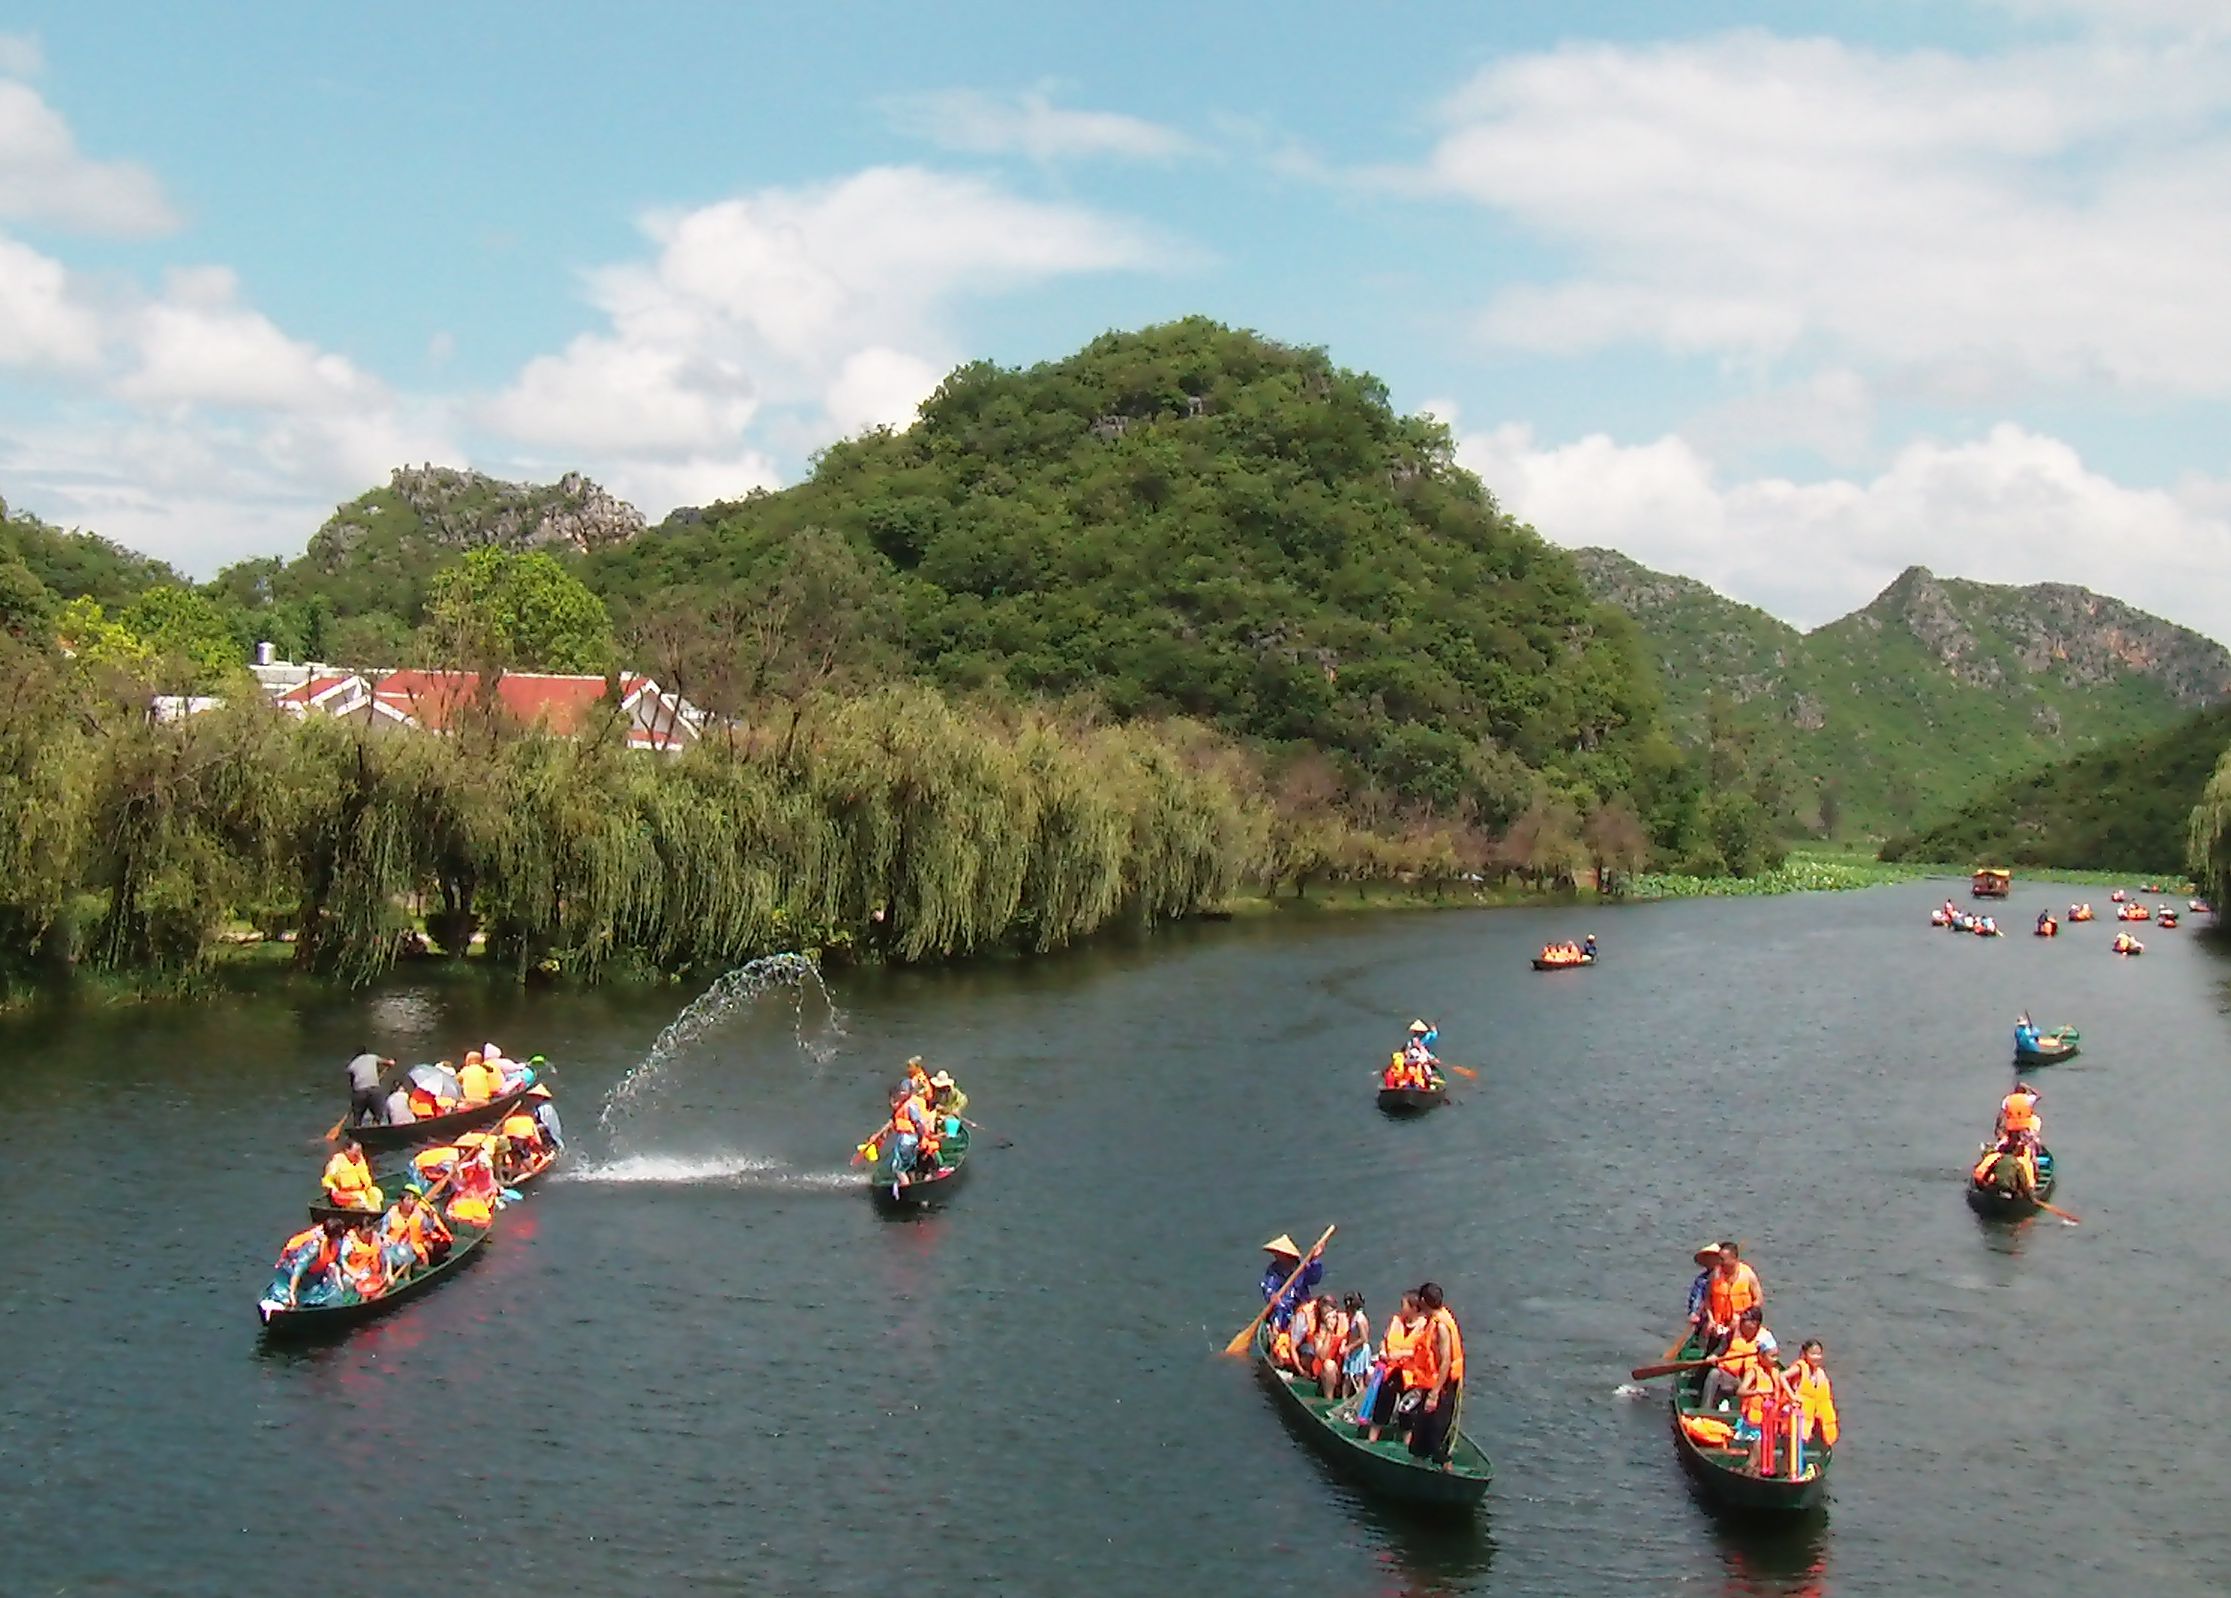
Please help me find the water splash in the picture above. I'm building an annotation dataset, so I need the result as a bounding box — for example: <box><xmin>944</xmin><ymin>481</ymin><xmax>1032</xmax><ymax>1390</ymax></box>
<box><xmin>559</xmin><ymin>1152</ymin><xmax>855</xmax><ymax>1191</ymax></box>
<box><xmin>596</xmin><ymin>952</ymin><xmax>841</xmax><ymax>1139</ymax></box>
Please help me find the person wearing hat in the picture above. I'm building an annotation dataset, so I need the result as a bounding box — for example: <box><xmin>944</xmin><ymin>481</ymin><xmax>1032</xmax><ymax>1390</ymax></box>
<box><xmin>1259</xmin><ymin>1233</ymin><xmax>1325</xmax><ymax>1331</ymax></box>
<box><xmin>1398</xmin><ymin>1021</ymin><xmax>1442</xmax><ymax>1090</ymax></box>
<box><xmin>928</xmin><ymin>1069</ymin><xmax>968</xmax><ymax>1121</ymax></box>
<box><xmin>527</xmin><ymin>1081</ymin><xmax>565</xmax><ymax>1151</ymax></box>
<box><xmin>1583</xmin><ymin>933</ymin><xmax>1598</xmax><ymax>959</ymax></box>
<box><xmin>1684</xmin><ymin>1243</ymin><xmax>1723</xmax><ymax>1337</ymax></box>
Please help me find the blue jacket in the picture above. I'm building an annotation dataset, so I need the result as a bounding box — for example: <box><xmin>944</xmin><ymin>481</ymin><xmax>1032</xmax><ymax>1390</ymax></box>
<box><xmin>2015</xmin><ymin>1024</ymin><xmax>2040</xmax><ymax>1051</ymax></box>
<box><xmin>1261</xmin><ymin>1256</ymin><xmax>1323</xmax><ymax>1328</ymax></box>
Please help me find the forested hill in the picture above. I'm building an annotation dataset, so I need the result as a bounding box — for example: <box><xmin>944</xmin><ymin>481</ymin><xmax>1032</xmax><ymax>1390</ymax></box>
<box><xmin>1574</xmin><ymin>547</ymin><xmax>2231</xmax><ymax>837</ymax></box>
<box><xmin>586</xmin><ymin>319</ymin><xmax>1662</xmax><ymax>814</ymax></box>
<box><xmin>1881</xmin><ymin>702</ymin><xmax>2231</xmax><ymax>875</ymax></box>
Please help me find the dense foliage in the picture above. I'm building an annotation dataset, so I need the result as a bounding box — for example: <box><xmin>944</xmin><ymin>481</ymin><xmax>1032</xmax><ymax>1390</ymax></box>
<box><xmin>2187</xmin><ymin>739</ymin><xmax>2231</xmax><ymax>909</ymax></box>
<box><xmin>1883</xmin><ymin>703</ymin><xmax>2231</xmax><ymax>874</ymax></box>
<box><xmin>588</xmin><ymin>320</ymin><xmax>1663</xmax><ymax>820</ymax></box>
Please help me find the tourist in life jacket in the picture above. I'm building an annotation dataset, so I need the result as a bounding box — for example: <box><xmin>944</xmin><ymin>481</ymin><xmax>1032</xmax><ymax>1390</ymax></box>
<box><xmin>271</xmin><ymin>1219</ymin><xmax>344</xmax><ymax>1307</ymax></box>
<box><xmin>1792</xmin><ymin>1340</ymin><xmax>1839</xmax><ymax>1462</ymax></box>
<box><xmin>381</xmin><ymin>1187</ymin><xmax>454</xmax><ymax>1270</ymax></box>
<box><xmin>1403</xmin><ymin>1282</ymin><xmax>1467</xmax><ymax>1467</ymax></box>
<box><xmin>901</xmin><ymin>1055</ymin><xmax>933</xmax><ymax>1104</ymax></box>
<box><xmin>322</xmin><ymin>1140</ymin><xmax>383</xmax><ymax>1212</ymax></box>
<box><xmin>1401</xmin><ymin>1021</ymin><xmax>1441</xmax><ymax>1088</ymax></box>
<box><xmin>497</xmin><ymin>1109</ymin><xmax>545</xmax><ymax>1180</ymax></box>
<box><xmin>1996</xmin><ymin>1083</ymin><xmax>2042</xmax><ymax>1144</ymax></box>
<box><xmin>446</xmin><ymin>1142</ymin><xmax>502</xmax><ymax>1227</ymax></box>
<box><xmin>1384</xmin><ymin>1050</ymin><xmax>1409</xmax><ymax>1090</ymax></box>
<box><xmin>1699</xmin><ymin>1242</ymin><xmax>1765</xmax><ymax>1352</ymax></box>
<box><xmin>1288</xmin><ymin>1294</ymin><xmax>1326</xmax><ymax>1377</ymax></box>
<box><xmin>412</xmin><ymin>1142</ymin><xmax>462</xmax><ymax>1192</ymax></box>
<box><xmin>1700</xmin><ymin>1305</ymin><xmax>1776</xmax><ymax>1414</ymax></box>
<box><xmin>1260</xmin><ymin>1234</ymin><xmax>1325</xmax><ymax>1331</ymax></box>
<box><xmin>338</xmin><ymin>1220</ymin><xmax>389</xmax><ymax>1301</ymax></box>
<box><xmin>884</xmin><ymin>1084</ymin><xmax>933</xmax><ymax>1194</ymax></box>
<box><xmin>1361</xmin><ymin>1292</ymin><xmax>1424</xmax><ymax>1443</ymax></box>
<box><xmin>457</xmin><ymin>1050</ymin><xmax>498</xmax><ymax>1107</ymax></box>
<box><xmin>1974</xmin><ymin>1133</ymin><xmax>2037</xmax><ymax>1195</ymax></box>
<box><xmin>1330</xmin><ymin>1292</ymin><xmax>1372</xmax><ymax>1401</ymax></box>
<box><xmin>1734</xmin><ymin>1343</ymin><xmax>1805</xmax><ymax>1473</ymax></box>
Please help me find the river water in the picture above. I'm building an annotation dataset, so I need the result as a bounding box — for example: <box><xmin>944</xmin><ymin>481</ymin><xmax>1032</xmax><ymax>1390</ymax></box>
<box><xmin>4</xmin><ymin>881</ymin><xmax>2228</xmax><ymax>1597</ymax></box>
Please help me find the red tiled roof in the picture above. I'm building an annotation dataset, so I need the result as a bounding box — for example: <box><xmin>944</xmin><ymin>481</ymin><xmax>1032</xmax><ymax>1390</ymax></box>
<box><xmin>371</xmin><ymin>670</ymin><xmax>650</xmax><ymax>735</ymax></box>
<box><xmin>277</xmin><ymin>673</ymin><xmax>360</xmax><ymax>706</ymax></box>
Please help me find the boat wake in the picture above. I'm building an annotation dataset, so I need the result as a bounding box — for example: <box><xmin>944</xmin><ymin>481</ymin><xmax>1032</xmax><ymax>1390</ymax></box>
<box><xmin>558</xmin><ymin>1152</ymin><xmax>856</xmax><ymax>1191</ymax></box>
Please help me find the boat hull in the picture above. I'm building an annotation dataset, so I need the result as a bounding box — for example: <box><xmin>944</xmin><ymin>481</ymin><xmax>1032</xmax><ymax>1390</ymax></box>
<box><xmin>1377</xmin><ymin>1085</ymin><xmax>1447</xmax><ymax>1114</ymax></box>
<box><xmin>2013</xmin><ymin>1041</ymin><xmax>2077</xmax><ymax>1067</ymax></box>
<box><xmin>1532</xmin><ymin>955</ymin><xmax>1594</xmax><ymax>971</ymax></box>
<box><xmin>1966</xmin><ymin>1147</ymin><xmax>2057</xmax><ymax>1218</ymax></box>
<box><xmin>1667</xmin><ymin>1335</ymin><xmax>1830</xmax><ymax>1514</ymax></box>
<box><xmin>1253</xmin><ymin>1323</ymin><xmax>1491</xmax><ymax>1510</ymax></box>
<box><xmin>869</xmin><ymin>1123</ymin><xmax>972</xmax><ymax>1211</ymax></box>
<box><xmin>349</xmin><ymin>1083</ymin><xmax>535</xmax><ymax>1151</ymax></box>
<box><xmin>257</xmin><ymin>1223</ymin><xmax>491</xmax><ymax>1337</ymax></box>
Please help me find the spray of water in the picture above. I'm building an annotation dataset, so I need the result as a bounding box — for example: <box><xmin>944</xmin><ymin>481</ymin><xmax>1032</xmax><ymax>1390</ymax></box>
<box><xmin>559</xmin><ymin>1152</ymin><xmax>856</xmax><ymax>1191</ymax></box>
<box><xmin>595</xmin><ymin>952</ymin><xmax>841</xmax><ymax>1140</ymax></box>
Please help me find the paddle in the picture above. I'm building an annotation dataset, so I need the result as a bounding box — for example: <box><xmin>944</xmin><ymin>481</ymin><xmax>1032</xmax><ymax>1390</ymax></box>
<box><xmin>847</xmin><ymin>1115</ymin><xmax>893</xmax><ymax>1167</ymax></box>
<box><xmin>956</xmin><ymin>1114</ymin><xmax>1014</xmax><ymax>1150</ymax></box>
<box><xmin>2036</xmin><ymin>1198</ymin><xmax>2082</xmax><ymax>1226</ymax></box>
<box><xmin>1630</xmin><ymin>1351</ymin><xmax>1740</xmax><ymax>1382</ymax></box>
<box><xmin>1224</xmin><ymin>1224</ymin><xmax>1335</xmax><ymax>1357</ymax></box>
<box><xmin>1441</xmin><ymin>1064</ymin><xmax>1479</xmax><ymax>1080</ymax></box>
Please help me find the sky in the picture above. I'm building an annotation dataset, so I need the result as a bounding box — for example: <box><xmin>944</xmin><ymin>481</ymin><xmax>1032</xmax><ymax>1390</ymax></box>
<box><xmin>6</xmin><ymin>0</ymin><xmax>2231</xmax><ymax>640</ymax></box>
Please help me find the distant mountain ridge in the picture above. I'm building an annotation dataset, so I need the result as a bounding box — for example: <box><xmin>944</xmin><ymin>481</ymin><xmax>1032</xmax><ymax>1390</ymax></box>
<box><xmin>1572</xmin><ymin>547</ymin><xmax>2231</xmax><ymax>836</ymax></box>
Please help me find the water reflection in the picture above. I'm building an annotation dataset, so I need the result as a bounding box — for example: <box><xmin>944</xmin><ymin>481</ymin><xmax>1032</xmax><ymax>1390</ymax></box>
<box><xmin>1705</xmin><ymin>1509</ymin><xmax>1829</xmax><ymax>1597</ymax></box>
<box><xmin>1357</xmin><ymin>1503</ymin><xmax>1497</xmax><ymax>1597</ymax></box>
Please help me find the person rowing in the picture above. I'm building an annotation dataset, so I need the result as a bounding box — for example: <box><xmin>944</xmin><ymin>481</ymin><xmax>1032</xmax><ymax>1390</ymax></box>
<box><xmin>2014</xmin><ymin>1013</ymin><xmax>2041</xmax><ymax>1053</ymax></box>
<box><xmin>527</xmin><ymin>1083</ymin><xmax>565</xmax><ymax>1151</ymax></box>
<box><xmin>343</xmin><ymin>1050</ymin><xmax>395</xmax><ymax>1128</ymax></box>
<box><xmin>1260</xmin><ymin>1233</ymin><xmax>1325</xmax><ymax>1330</ymax></box>
<box><xmin>1996</xmin><ymin>1082</ymin><xmax>2042</xmax><ymax>1145</ymax></box>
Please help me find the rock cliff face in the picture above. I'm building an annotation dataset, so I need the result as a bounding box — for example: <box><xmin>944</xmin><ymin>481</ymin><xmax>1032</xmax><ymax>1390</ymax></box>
<box><xmin>307</xmin><ymin>466</ymin><xmax>645</xmax><ymax>569</ymax></box>
<box><xmin>1572</xmin><ymin>547</ymin><xmax>2231</xmax><ymax>836</ymax></box>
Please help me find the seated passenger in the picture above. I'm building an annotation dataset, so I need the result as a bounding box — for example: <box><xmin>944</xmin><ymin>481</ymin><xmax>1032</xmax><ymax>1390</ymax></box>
<box><xmin>337</xmin><ymin>1220</ymin><xmax>389</xmax><ymax>1301</ymax></box>
<box><xmin>456</xmin><ymin>1050</ymin><xmax>497</xmax><ymax>1106</ymax></box>
<box><xmin>270</xmin><ymin>1219</ymin><xmax>343</xmax><ymax>1307</ymax></box>
<box><xmin>321</xmin><ymin>1140</ymin><xmax>383</xmax><ymax>1212</ymax></box>
<box><xmin>1700</xmin><ymin>1306</ymin><xmax>1775</xmax><ymax>1414</ymax></box>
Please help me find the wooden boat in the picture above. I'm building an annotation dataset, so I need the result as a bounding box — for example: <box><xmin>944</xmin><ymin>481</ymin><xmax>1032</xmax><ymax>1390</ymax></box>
<box><xmin>2159</xmin><ymin>912</ymin><xmax>2180</xmax><ymax>929</ymax></box>
<box><xmin>257</xmin><ymin>1223</ymin><xmax>491</xmax><ymax>1337</ymax></box>
<box><xmin>1971</xmin><ymin>867</ymin><xmax>2011</xmax><ymax>898</ymax></box>
<box><xmin>2032</xmin><ymin>920</ymin><xmax>2057</xmax><ymax>937</ymax></box>
<box><xmin>307</xmin><ymin>1144</ymin><xmax>557</xmax><ymax>1225</ymax></box>
<box><xmin>1966</xmin><ymin>1146</ymin><xmax>2057</xmax><ymax>1219</ymax></box>
<box><xmin>1377</xmin><ymin>1081</ymin><xmax>1448</xmax><ymax>1114</ymax></box>
<box><xmin>1667</xmin><ymin>1334</ymin><xmax>1831</xmax><ymax>1513</ymax></box>
<box><xmin>869</xmin><ymin>1122</ymin><xmax>972</xmax><ymax>1211</ymax></box>
<box><xmin>1532</xmin><ymin>953</ymin><xmax>1595</xmax><ymax>971</ymax></box>
<box><xmin>349</xmin><ymin>1082</ymin><xmax>534</xmax><ymax>1151</ymax></box>
<box><xmin>1252</xmin><ymin>1322</ymin><xmax>1492</xmax><ymax>1510</ymax></box>
<box><xmin>2013</xmin><ymin>1031</ymin><xmax>2079</xmax><ymax>1067</ymax></box>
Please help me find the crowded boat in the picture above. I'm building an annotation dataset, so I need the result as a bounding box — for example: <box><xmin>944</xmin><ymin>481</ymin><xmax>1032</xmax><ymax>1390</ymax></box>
<box><xmin>2068</xmin><ymin>903</ymin><xmax>2095</xmax><ymax>922</ymax></box>
<box><xmin>1654</xmin><ymin>1244</ymin><xmax>1836</xmax><ymax>1499</ymax></box>
<box><xmin>1534</xmin><ymin>935</ymin><xmax>1596</xmax><ymax>968</ymax></box>
<box><xmin>2112</xmin><ymin>931</ymin><xmax>2146</xmax><ymax>955</ymax></box>
<box><xmin>1382</xmin><ymin>1020</ymin><xmax>1445</xmax><ymax>1093</ymax></box>
<box><xmin>857</xmin><ymin>1056</ymin><xmax>973</xmax><ymax>1200</ymax></box>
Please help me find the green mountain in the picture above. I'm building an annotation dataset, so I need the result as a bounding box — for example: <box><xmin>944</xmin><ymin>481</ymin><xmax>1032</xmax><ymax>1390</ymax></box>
<box><xmin>1572</xmin><ymin>548</ymin><xmax>2231</xmax><ymax>837</ymax></box>
<box><xmin>1882</xmin><ymin>702</ymin><xmax>2231</xmax><ymax>875</ymax></box>
<box><xmin>587</xmin><ymin>318</ymin><xmax>1662</xmax><ymax>817</ymax></box>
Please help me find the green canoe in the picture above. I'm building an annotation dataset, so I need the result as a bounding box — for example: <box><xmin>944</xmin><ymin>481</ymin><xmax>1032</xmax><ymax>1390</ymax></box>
<box><xmin>1967</xmin><ymin>1145</ymin><xmax>2057</xmax><ymax>1219</ymax></box>
<box><xmin>870</xmin><ymin>1122</ymin><xmax>972</xmax><ymax>1211</ymax></box>
<box><xmin>1668</xmin><ymin>1334</ymin><xmax>1831</xmax><ymax>1513</ymax></box>
<box><xmin>1252</xmin><ymin>1321</ymin><xmax>1491</xmax><ymax>1510</ymax></box>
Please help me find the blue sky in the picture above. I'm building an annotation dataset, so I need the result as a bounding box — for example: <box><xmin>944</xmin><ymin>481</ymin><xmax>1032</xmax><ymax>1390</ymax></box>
<box><xmin>7</xmin><ymin>0</ymin><xmax>2231</xmax><ymax>640</ymax></box>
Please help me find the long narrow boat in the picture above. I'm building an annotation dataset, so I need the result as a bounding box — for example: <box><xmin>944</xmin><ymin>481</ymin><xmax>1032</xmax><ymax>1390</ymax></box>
<box><xmin>1667</xmin><ymin>1335</ymin><xmax>1831</xmax><ymax>1513</ymax></box>
<box><xmin>256</xmin><ymin>1223</ymin><xmax>491</xmax><ymax>1337</ymax></box>
<box><xmin>869</xmin><ymin>1123</ymin><xmax>972</xmax><ymax>1211</ymax></box>
<box><xmin>1531</xmin><ymin>954</ymin><xmax>1595</xmax><ymax>972</ymax></box>
<box><xmin>1252</xmin><ymin>1322</ymin><xmax>1492</xmax><ymax>1510</ymax></box>
<box><xmin>349</xmin><ymin>1082</ymin><xmax>534</xmax><ymax>1152</ymax></box>
<box><xmin>1966</xmin><ymin>1146</ymin><xmax>2057</xmax><ymax>1219</ymax></box>
<box><xmin>307</xmin><ymin>1143</ymin><xmax>559</xmax><ymax>1225</ymax></box>
<box><xmin>1377</xmin><ymin>1081</ymin><xmax>1448</xmax><ymax>1115</ymax></box>
<box><xmin>2013</xmin><ymin>1030</ymin><xmax>2079</xmax><ymax>1068</ymax></box>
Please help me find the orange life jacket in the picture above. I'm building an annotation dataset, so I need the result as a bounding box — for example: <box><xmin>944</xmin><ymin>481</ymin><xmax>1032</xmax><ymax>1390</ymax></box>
<box><xmin>1718</xmin><ymin>1329</ymin><xmax>1762</xmax><ymax>1387</ymax></box>
<box><xmin>1381</xmin><ymin>1313</ymin><xmax>1420</xmax><ymax>1371</ymax></box>
<box><xmin>1705</xmin><ymin>1262</ymin><xmax>1761</xmax><ymax>1324</ymax></box>
<box><xmin>1408</xmin><ymin>1307</ymin><xmax>1464</xmax><ymax>1389</ymax></box>
<box><xmin>2000</xmin><ymin>1091</ymin><xmax>2038</xmax><ymax>1134</ymax></box>
<box><xmin>1385</xmin><ymin>1053</ymin><xmax>1405</xmax><ymax>1087</ymax></box>
<box><xmin>340</xmin><ymin>1232</ymin><xmax>385</xmax><ymax>1294</ymax></box>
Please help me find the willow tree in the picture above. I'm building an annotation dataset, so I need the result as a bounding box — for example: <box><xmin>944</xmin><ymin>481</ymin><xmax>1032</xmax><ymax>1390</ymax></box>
<box><xmin>0</xmin><ymin>643</ymin><xmax>92</xmax><ymax>993</ymax></box>
<box><xmin>2188</xmin><ymin>743</ymin><xmax>2231</xmax><ymax>907</ymax></box>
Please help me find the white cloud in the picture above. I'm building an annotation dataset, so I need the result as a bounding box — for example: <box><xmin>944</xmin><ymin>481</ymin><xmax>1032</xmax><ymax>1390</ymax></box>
<box><xmin>0</xmin><ymin>231</ymin><xmax>101</xmax><ymax>368</ymax></box>
<box><xmin>119</xmin><ymin>267</ymin><xmax>377</xmax><ymax>410</ymax></box>
<box><xmin>1420</xmin><ymin>32</ymin><xmax>2231</xmax><ymax>400</ymax></box>
<box><xmin>1453</xmin><ymin>415</ymin><xmax>2231</xmax><ymax>642</ymax></box>
<box><xmin>882</xmin><ymin>88</ymin><xmax>1195</xmax><ymax>162</ymax></box>
<box><xmin>0</xmin><ymin>33</ymin><xmax>42</xmax><ymax>77</ymax></box>
<box><xmin>0</xmin><ymin>80</ymin><xmax>177</xmax><ymax>235</ymax></box>
<box><xmin>486</xmin><ymin>165</ymin><xmax>1169</xmax><ymax>510</ymax></box>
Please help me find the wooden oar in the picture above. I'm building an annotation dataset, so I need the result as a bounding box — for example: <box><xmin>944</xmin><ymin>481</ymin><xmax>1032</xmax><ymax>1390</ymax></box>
<box><xmin>847</xmin><ymin>1117</ymin><xmax>892</xmax><ymax>1167</ymax></box>
<box><xmin>1662</xmin><ymin>1326</ymin><xmax>1697</xmax><ymax>1361</ymax></box>
<box><xmin>1223</xmin><ymin>1223</ymin><xmax>1335</xmax><ymax>1357</ymax></box>
<box><xmin>956</xmin><ymin>1114</ymin><xmax>1013</xmax><ymax>1148</ymax></box>
<box><xmin>1441</xmin><ymin>1064</ymin><xmax>1479</xmax><ymax>1080</ymax></box>
<box><xmin>1630</xmin><ymin>1351</ymin><xmax>1735</xmax><ymax>1381</ymax></box>
<box><xmin>2036</xmin><ymin>1198</ymin><xmax>2082</xmax><ymax>1226</ymax></box>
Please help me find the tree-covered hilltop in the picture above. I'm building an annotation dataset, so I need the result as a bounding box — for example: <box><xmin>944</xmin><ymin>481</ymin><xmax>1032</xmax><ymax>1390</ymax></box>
<box><xmin>587</xmin><ymin>319</ymin><xmax>1666</xmax><ymax>820</ymax></box>
<box><xmin>1576</xmin><ymin>548</ymin><xmax>2231</xmax><ymax>838</ymax></box>
<box><xmin>1882</xmin><ymin>701</ymin><xmax>2231</xmax><ymax>874</ymax></box>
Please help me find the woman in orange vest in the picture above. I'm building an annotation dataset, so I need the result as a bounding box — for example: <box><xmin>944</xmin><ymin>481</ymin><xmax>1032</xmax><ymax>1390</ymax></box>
<box><xmin>338</xmin><ymin>1221</ymin><xmax>389</xmax><ymax>1301</ymax></box>
<box><xmin>1996</xmin><ymin>1083</ymin><xmax>2041</xmax><ymax>1142</ymax></box>
<box><xmin>1405</xmin><ymin>1282</ymin><xmax>1467</xmax><ymax>1466</ymax></box>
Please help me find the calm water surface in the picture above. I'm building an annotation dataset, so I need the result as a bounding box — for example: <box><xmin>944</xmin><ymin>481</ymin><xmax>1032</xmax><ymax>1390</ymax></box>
<box><xmin>5</xmin><ymin>882</ymin><xmax>2229</xmax><ymax>1596</ymax></box>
